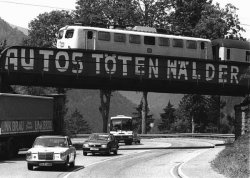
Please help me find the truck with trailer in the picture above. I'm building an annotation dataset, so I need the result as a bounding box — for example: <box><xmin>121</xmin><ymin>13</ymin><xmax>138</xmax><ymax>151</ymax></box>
<box><xmin>0</xmin><ymin>93</ymin><xmax>65</xmax><ymax>159</ymax></box>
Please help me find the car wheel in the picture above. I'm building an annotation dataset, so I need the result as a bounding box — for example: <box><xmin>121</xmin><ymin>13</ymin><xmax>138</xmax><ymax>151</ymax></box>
<box><xmin>69</xmin><ymin>155</ymin><xmax>76</xmax><ymax>168</ymax></box>
<box><xmin>69</xmin><ymin>160</ymin><xmax>75</xmax><ymax>168</ymax></box>
<box><xmin>27</xmin><ymin>163</ymin><xmax>33</xmax><ymax>170</ymax></box>
<box><xmin>106</xmin><ymin>148</ymin><xmax>111</xmax><ymax>155</ymax></box>
<box><xmin>63</xmin><ymin>157</ymin><xmax>69</xmax><ymax>170</ymax></box>
<box><xmin>113</xmin><ymin>149</ymin><xmax>118</xmax><ymax>155</ymax></box>
<box><xmin>83</xmin><ymin>151</ymin><xmax>87</xmax><ymax>156</ymax></box>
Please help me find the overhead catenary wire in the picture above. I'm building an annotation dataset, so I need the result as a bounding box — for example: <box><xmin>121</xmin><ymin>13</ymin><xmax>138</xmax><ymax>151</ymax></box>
<box><xmin>0</xmin><ymin>0</ymin><xmax>75</xmax><ymax>11</ymax></box>
<box><xmin>0</xmin><ymin>0</ymin><xmax>249</xmax><ymax>28</ymax></box>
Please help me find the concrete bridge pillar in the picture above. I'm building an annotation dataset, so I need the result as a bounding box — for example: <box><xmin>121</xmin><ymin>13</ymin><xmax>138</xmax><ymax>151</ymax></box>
<box><xmin>234</xmin><ymin>96</ymin><xmax>250</xmax><ymax>139</ymax></box>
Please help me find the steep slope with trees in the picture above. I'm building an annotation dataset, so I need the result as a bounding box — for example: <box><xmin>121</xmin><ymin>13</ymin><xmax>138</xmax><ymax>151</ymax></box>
<box><xmin>0</xmin><ymin>17</ymin><xmax>27</xmax><ymax>47</ymax></box>
<box><xmin>65</xmin><ymin>89</ymin><xmax>137</xmax><ymax>132</ymax></box>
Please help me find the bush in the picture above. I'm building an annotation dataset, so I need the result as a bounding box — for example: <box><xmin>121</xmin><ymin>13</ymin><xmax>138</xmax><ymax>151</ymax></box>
<box><xmin>212</xmin><ymin>132</ymin><xmax>250</xmax><ymax>178</ymax></box>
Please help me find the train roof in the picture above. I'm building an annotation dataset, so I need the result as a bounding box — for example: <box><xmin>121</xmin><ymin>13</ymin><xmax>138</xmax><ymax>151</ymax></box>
<box><xmin>212</xmin><ymin>39</ymin><xmax>250</xmax><ymax>50</ymax></box>
<box><xmin>60</xmin><ymin>25</ymin><xmax>211</xmax><ymax>42</ymax></box>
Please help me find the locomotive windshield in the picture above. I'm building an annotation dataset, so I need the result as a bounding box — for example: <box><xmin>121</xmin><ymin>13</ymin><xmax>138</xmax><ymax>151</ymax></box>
<box><xmin>57</xmin><ymin>30</ymin><xmax>64</xmax><ymax>39</ymax></box>
<box><xmin>110</xmin><ymin>118</ymin><xmax>132</xmax><ymax>131</ymax></box>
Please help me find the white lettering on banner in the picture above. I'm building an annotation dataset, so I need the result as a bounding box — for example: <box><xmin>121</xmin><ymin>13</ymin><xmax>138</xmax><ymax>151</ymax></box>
<box><xmin>72</xmin><ymin>52</ymin><xmax>83</xmax><ymax>74</ymax></box>
<box><xmin>118</xmin><ymin>56</ymin><xmax>132</xmax><ymax>76</ymax></box>
<box><xmin>105</xmin><ymin>54</ymin><xmax>116</xmax><ymax>75</ymax></box>
<box><xmin>21</xmin><ymin>49</ymin><xmax>34</xmax><ymax>70</ymax></box>
<box><xmin>219</xmin><ymin>65</ymin><xmax>228</xmax><ymax>83</ymax></box>
<box><xmin>92</xmin><ymin>53</ymin><xmax>103</xmax><ymax>74</ymax></box>
<box><xmin>39</xmin><ymin>50</ymin><xmax>53</xmax><ymax>72</ymax></box>
<box><xmin>5</xmin><ymin>48</ymin><xmax>18</xmax><ymax>70</ymax></box>
<box><xmin>167</xmin><ymin>60</ymin><xmax>177</xmax><ymax>79</ymax></box>
<box><xmin>55</xmin><ymin>51</ymin><xmax>69</xmax><ymax>72</ymax></box>
<box><xmin>135</xmin><ymin>57</ymin><xmax>145</xmax><ymax>75</ymax></box>
<box><xmin>149</xmin><ymin>58</ymin><xmax>158</xmax><ymax>78</ymax></box>
<box><xmin>206</xmin><ymin>64</ymin><xmax>215</xmax><ymax>81</ymax></box>
<box><xmin>178</xmin><ymin>61</ymin><xmax>189</xmax><ymax>80</ymax></box>
<box><xmin>192</xmin><ymin>62</ymin><xmax>201</xmax><ymax>80</ymax></box>
<box><xmin>231</xmin><ymin>66</ymin><xmax>239</xmax><ymax>84</ymax></box>
<box><xmin>3</xmin><ymin>48</ymin><xmax>243</xmax><ymax>85</ymax></box>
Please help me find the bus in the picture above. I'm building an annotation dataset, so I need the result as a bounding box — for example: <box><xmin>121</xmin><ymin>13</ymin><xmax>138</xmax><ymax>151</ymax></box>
<box><xmin>109</xmin><ymin>115</ymin><xmax>140</xmax><ymax>145</ymax></box>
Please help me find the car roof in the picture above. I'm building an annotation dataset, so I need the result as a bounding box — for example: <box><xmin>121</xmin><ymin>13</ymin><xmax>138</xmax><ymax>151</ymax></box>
<box><xmin>91</xmin><ymin>133</ymin><xmax>110</xmax><ymax>135</ymax></box>
<box><xmin>36</xmin><ymin>135</ymin><xmax>68</xmax><ymax>139</ymax></box>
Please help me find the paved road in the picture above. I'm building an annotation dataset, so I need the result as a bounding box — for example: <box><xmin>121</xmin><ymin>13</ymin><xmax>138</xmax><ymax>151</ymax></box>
<box><xmin>0</xmin><ymin>138</ymin><xmax>225</xmax><ymax>178</ymax></box>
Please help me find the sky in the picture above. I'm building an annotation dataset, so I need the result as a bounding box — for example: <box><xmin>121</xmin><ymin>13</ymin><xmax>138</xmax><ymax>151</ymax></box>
<box><xmin>0</xmin><ymin>0</ymin><xmax>249</xmax><ymax>39</ymax></box>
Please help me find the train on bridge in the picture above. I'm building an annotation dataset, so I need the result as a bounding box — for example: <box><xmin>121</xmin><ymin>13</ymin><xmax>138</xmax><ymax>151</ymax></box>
<box><xmin>56</xmin><ymin>25</ymin><xmax>250</xmax><ymax>63</ymax></box>
<box><xmin>0</xmin><ymin>25</ymin><xmax>249</xmax><ymax>96</ymax></box>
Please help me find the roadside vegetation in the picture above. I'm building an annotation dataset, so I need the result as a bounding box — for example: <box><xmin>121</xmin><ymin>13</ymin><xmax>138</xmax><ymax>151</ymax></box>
<box><xmin>212</xmin><ymin>132</ymin><xmax>250</xmax><ymax>178</ymax></box>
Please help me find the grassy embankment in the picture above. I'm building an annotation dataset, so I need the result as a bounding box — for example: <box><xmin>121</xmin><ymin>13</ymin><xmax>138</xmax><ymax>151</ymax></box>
<box><xmin>212</xmin><ymin>132</ymin><xmax>250</xmax><ymax>178</ymax></box>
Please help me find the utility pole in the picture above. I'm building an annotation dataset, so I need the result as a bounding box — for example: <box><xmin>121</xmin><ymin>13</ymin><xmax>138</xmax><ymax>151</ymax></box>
<box><xmin>141</xmin><ymin>91</ymin><xmax>148</xmax><ymax>134</ymax></box>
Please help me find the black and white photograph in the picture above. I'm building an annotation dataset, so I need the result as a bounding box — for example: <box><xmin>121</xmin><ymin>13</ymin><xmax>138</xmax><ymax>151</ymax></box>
<box><xmin>0</xmin><ymin>0</ymin><xmax>249</xmax><ymax>178</ymax></box>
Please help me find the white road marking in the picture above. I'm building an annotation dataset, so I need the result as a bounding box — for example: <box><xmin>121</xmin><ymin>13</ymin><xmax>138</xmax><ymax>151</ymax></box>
<box><xmin>63</xmin><ymin>150</ymin><xmax>149</xmax><ymax>178</ymax></box>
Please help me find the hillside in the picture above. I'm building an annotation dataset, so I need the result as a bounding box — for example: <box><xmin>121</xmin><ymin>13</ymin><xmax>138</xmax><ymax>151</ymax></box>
<box><xmin>119</xmin><ymin>91</ymin><xmax>183</xmax><ymax>118</ymax></box>
<box><xmin>66</xmin><ymin>89</ymin><xmax>137</xmax><ymax>132</ymax></box>
<box><xmin>0</xmin><ymin>17</ymin><xmax>27</xmax><ymax>46</ymax></box>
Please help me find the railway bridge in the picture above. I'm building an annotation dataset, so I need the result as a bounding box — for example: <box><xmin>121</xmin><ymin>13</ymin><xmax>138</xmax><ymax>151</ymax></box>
<box><xmin>0</xmin><ymin>46</ymin><xmax>249</xmax><ymax>96</ymax></box>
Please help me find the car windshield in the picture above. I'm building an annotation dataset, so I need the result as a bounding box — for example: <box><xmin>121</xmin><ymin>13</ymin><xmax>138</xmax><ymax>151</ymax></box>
<box><xmin>88</xmin><ymin>134</ymin><xmax>109</xmax><ymax>141</ymax></box>
<box><xmin>33</xmin><ymin>137</ymin><xmax>67</xmax><ymax>147</ymax></box>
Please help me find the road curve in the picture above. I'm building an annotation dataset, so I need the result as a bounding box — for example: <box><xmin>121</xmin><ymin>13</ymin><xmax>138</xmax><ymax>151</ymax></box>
<box><xmin>0</xmin><ymin>138</ymin><xmax>224</xmax><ymax>178</ymax></box>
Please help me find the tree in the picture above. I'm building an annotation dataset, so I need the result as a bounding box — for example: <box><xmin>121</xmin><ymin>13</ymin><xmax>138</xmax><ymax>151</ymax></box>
<box><xmin>177</xmin><ymin>94</ymin><xmax>208</xmax><ymax>133</ymax></box>
<box><xmin>158</xmin><ymin>101</ymin><xmax>176</xmax><ymax>132</ymax></box>
<box><xmin>64</xmin><ymin>109</ymin><xmax>91</xmax><ymax>135</ymax></box>
<box><xmin>168</xmin><ymin>0</ymin><xmax>245</xmax><ymax>38</ymax></box>
<box><xmin>99</xmin><ymin>90</ymin><xmax>112</xmax><ymax>132</ymax></box>
<box><xmin>24</xmin><ymin>10</ymin><xmax>74</xmax><ymax>47</ymax></box>
<box><xmin>132</xmin><ymin>99</ymin><xmax>154</xmax><ymax>133</ymax></box>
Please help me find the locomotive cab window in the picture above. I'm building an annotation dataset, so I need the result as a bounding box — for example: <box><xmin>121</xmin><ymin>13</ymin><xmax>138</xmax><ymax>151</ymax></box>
<box><xmin>144</xmin><ymin>36</ymin><xmax>155</xmax><ymax>45</ymax></box>
<box><xmin>65</xmin><ymin>29</ymin><xmax>74</xmax><ymax>38</ymax></box>
<box><xmin>129</xmin><ymin>34</ymin><xmax>141</xmax><ymax>44</ymax></box>
<box><xmin>186</xmin><ymin>40</ymin><xmax>197</xmax><ymax>49</ymax></box>
<box><xmin>98</xmin><ymin>31</ymin><xmax>110</xmax><ymax>41</ymax></box>
<box><xmin>58</xmin><ymin>30</ymin><xmax>64</xmax><ymax>39</ymax></box>
<box><xmin>114</xmin><ymin>33</ymin><xmax>126</xmax><ymax>42</ymax></box>
<box><xmin>173</xmin><ymin>39</ymin><xmax>183</xmax><ymax>48</ymax></box>
<box><xmin>158</xmin><ymin>37</ymin><xmax>170</xmax><ymax>46</ymax></box>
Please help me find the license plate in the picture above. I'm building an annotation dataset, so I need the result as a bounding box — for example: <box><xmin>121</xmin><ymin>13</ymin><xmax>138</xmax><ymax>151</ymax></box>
<box><xmin>90</xmin><ymin>148</ymin><xmax>99</xmax><ymax>151</ymax></box>
<box><xmin>39</xmin><ymin>163</ymin><xmax>52</xmax><ymax>166</ymax></box>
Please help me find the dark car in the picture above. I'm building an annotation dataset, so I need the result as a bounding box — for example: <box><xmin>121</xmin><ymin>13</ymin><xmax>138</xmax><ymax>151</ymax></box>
<box><xmin>82</xmin><ymin>133</ymin><xmax>119</xmax><ymax>156</ymax></box>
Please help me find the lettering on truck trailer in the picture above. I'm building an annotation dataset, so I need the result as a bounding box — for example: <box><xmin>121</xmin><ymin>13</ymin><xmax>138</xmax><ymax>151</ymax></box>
<box><xmin>0</xmin><ymin>120</ymin><xmax>53</xmax><ymax>134</ymax></box>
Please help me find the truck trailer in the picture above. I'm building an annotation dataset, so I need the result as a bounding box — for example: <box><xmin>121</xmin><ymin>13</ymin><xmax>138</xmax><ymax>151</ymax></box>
<box><xmin>0</xmin><ymin>93</ymin><xmax>65</xmax><ymax>159</ymax></box>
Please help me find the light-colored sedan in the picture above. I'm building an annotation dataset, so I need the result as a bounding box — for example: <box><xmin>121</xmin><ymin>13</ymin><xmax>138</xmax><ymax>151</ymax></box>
<box><xmin>26</xmin><ymin>135</ymin><xmax>76</xmax><ymax>170</ymax></box>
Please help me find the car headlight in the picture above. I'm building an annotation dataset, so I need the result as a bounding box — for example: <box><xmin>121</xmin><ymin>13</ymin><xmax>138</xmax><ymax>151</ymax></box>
<box><xmin>60</xmin><ymin>152</ymin><xmax>66</xmax><ymax>158</ymax></box>
<box><xmin>26</xmin><ymin>151</ymin><xmax>32</xmax><ymax>160</ymax></box>
<box><xmin>83</xmin><ymin>143</ymin><xmax>89</xmax><ymax>148</ymax></box>
<box><xmin>101</xmin><ymin>144</ymin><xmax>107</xmax><ymax>148</ymax></box>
